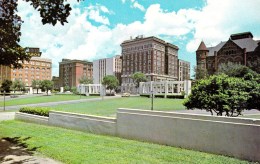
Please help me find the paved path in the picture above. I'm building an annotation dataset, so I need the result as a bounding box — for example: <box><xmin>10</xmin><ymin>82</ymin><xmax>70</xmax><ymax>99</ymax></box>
<box><xmin>0</xmin><ymin>95</ymin><xmax>121</xmax><ymax>111</ymax></box>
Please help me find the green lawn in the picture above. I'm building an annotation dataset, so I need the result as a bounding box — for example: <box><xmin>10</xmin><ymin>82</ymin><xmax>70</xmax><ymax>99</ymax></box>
<box><xmin>0</xmin><ymin>94</ymin><xmax>98</xmax><ymax>107</ymax></box>
<box><xmin>0</xmin><ymin>121</ymin><xmax>253</xmax><ymax>164</ymax></box>
<box><xmin>242</xmin><ymin>114</ymin><xmax>260</xmax><ymax>119</ymax></box>
<box><xmin>51</xmin><ymin>97</ymin><xmax>186</xmax><ymax>117</ymax></box>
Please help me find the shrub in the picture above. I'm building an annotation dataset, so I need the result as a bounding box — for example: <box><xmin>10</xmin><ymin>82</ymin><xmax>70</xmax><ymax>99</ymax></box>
<box><xmin>19</xmin><ymin>107</ymin><xmax>51</xmax><ymax>117</ymax></box>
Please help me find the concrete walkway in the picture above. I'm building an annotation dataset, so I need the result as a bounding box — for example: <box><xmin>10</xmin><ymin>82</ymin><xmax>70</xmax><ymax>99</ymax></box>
<box><xmin>0</xmin><ymin>95</ymin><xmax>121</xmax><ymax>111</ymax></box>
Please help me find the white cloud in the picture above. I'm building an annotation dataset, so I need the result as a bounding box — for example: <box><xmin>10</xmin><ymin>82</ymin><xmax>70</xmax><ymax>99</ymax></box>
<box><xmin>186</xmin><ymin>0</ymin><xmax>260</xmax><ymax>52</ymax></box>
<box><xmin>86</xmin><ymin>4</ymin><xmax>111</xmax><ymax>25</ymax></box>
<box><xmin>132</xmin><ymin>1</ymin><xmax>145</xmax><ymax>11</ymax></box>
<box><xmin>123</xmin><ymin>0</ymin><xmax>146</xmax><ymax>11</ymax></box>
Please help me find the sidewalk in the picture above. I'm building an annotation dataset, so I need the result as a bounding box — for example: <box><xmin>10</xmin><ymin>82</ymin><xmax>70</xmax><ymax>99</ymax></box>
<box><xmin>0</xmin><ymin>95</ymin><xmax>121</xmax><ymax>111</ymax></box>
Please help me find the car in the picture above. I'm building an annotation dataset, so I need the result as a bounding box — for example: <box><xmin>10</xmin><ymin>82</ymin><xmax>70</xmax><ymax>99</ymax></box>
<box><xmin>121</xmin><ymin>92</ymin><xmax>130</xmax><ymax>97</ymax></box>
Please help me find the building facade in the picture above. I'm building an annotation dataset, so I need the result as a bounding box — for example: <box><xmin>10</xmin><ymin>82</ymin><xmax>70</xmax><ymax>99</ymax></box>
<box><xmin>59</xmin><ymin>59</ymin><xmax>93</xmax><ymax>88</ymax></box>
<box><xmin>0</xmin><ymin>48</ymin><xmax>52</xmax><ymax>86</ymax></box>
<box><xmin>121</xmin><ymin>35</ymin><xmax>189</xmax><ymax>92</ymax></box>
<box><xmin>93</xmin><ymin>55</ymin><xmax>122</xmax><ymax>84</ymax></box>
<box><xmin>178</xmin><ymin>59</ymin><xmax>190</xmax><ymax>81</ymax></box>
<box><xmin>196</xmin><ymin>32</ymin><xmax>260</xmax><ymax>75</ymax></box>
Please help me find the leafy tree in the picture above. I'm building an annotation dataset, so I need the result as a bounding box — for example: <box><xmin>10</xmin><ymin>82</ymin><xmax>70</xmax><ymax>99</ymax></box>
<box><xmin>0</xmin><ymin>0</ymin><xmax>81</xmax><ymax>68</ymax></box>
<box><xmin>217</xmin><ymin>62</ymin><xmax>257</xmax><ymax>78</ymax></box>
<box><xmin>131</xmin><ymin>72</ymin><xmax>147</xmax><ymax>88</ymax></box>
<box><xmin>193</xmin><ymin>66</ymin><xmax>208</xmax><ymax>80</ymax></box>
<box><xmin>184</xmin><ymin>74</ymin><xmax>252</xmax><ymax>117</ymax></box>
<box><xmin>40</xmin><ymin>80</ymin><xmax>53</xmax><ymax>96</ymax></box>
<box><xmin>1</xmin><ymin>79</ymin><xmax>13</xmax><ymax>93</ymax></box>
<box><xmin>78</xmin><ymin>76</ymin><xmax>93</xmax><ymax>84</ymax></box>
<box><xmin>11</xmin><ymin>79</ymin><xmax>25</xmax><ymax>93</ymax></box>
<box><xmin>102</xmin><ymin>75</ymin><xmax>119</xmax><ymax>95</ymax></box>
<box><xmin>70</xmin><ymin>86</ymin><xmax>78</xmax><ymax>94</ymax></box>
<box><xmin>31</xmin><ymin>79</ymin><xmax>41</xmax><ymax>94</ymax></box>
<box><xmin>64</xmin><ymin>85</ymin><xmax>70</xmax><ymax>92</ymax></box>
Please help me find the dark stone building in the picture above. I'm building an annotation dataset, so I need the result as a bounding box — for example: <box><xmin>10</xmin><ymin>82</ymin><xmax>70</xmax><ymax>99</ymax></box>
<box><xmin>196</xmin><ymin>32</ymin><xmax>260</xmax><ymax>75</ymax></box>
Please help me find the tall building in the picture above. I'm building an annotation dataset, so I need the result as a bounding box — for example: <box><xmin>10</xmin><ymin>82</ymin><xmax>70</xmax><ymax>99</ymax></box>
<box><xmin>196</xmin><ymin>32</ymin><xmax>260</xmax><ymax>75</ymax></box>
<box><xmin>59</xmin><ymin>59</ymin><xmax>93</xmax><ymax>88</ymax></box>
<box><xmin>178</xmin><ymin>59</ymin><xmax>190</xmax><ymax>81</ymax></box>
<box><xmin>0</xmin><ymin>48</ymin><xmax>52</xmax><ymax>86</ymax></box>
<box><xmin>121</xmin><ymin>35</ymin><xmax>189</xmax><ymax>92</ymax></box>
<box><xmin>93</xmin><ymin>55</ymin><xmax>122</xmax><ymax>84</ymax></box>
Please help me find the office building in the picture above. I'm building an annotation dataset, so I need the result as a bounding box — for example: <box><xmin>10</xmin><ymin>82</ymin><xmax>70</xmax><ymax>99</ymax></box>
<box><xmin>93</xmin><ymin>55</ymin><xmax>122</xmax><ymax>84</ymax></box>
<box><xmin>59</xmin><ymin>59</ymin><xmax>93</xmax><ymax>88</ymax></box>
<box><xmin>0</xmin><ymin>48</ymin><xmax>52</xmax><ymax>86</ymax></box>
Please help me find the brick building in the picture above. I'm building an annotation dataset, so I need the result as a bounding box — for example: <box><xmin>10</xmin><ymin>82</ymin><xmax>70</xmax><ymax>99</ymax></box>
<box><xmin>196</xmin><ymin>32</ymin><xmax>260</xmax><ymax>75</ymax></box>
<box><xmin>120</xmin><ymin>35</ymin><xmax>190</xmax><ymax>92</ymax></box>
<box><xmin>93</xmin><ymin>55</ymin><xmax>122</xmax><ymax>84</ymax></box>
<box><xmin>0</xmin><ymin>48</ymin><xmax>52</xmax><ymax>86</ymax></box>
<box><xmin>59</xmin><ymin>59</ymin><xmax>93</xmax><ymax>88</ymax></box>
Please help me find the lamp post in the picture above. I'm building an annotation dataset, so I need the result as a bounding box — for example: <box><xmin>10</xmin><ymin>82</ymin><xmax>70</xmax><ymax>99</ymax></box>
<box><xmin>151</xmin><ymin>90</ymin><xmax>154</xmax><ymax>111</ymax></box>
<box><xmin>3</xmin><ymin>91</ymin><xmax>6</xmax><ymax>111</ymax></box>
<box><xmin>80</xmin><ymin>85</ymin><xmax>81</xmax><ymax>99</ymax></box>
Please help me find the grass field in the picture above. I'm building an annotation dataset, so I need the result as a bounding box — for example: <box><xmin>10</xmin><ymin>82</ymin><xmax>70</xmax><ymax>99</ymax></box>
<box><xmin>0</xmin><ymin>120</ymin><xmax>253</xmax><ymax>164</ymax></box>
<box><xmin>0</xmin><ymin>94</ymin><xmax>98</xmax><ymax>107</ymax></box>
<box><xmin>242</xmin><ymin>114</ymin><xmax>260</xmax><ymax>119</ymax></box>
<box><xmin>51</xmin><ymin>97</ymin><xmax>186</xmax><ymax>117</ymax></box>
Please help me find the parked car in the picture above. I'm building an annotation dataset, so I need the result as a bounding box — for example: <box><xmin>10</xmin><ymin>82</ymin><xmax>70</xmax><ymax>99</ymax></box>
<box><xmin>121</xmin><ymin>92</ymin><xmax>130</xmax><ymax>97</ymax></box>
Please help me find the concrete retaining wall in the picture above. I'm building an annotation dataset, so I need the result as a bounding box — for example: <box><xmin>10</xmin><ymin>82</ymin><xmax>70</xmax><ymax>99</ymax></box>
<box><xmin>117</xmin><ymin>108</ymin><xmax>260</xmax><ymax>162</ymax></box>
<box><xmin>15</xmin><ymin>112</ymin><xmax>48</xmax><ymax>125</ymax></box>
<box><xmin>15</xmin><ymin>109</ymin><xmax>260</xmax><ymax>162</ymax></box>
<box><xmin>48</xmin><ymin>111</ymin><xmax>117</xmax><ymax>136</ymax></box>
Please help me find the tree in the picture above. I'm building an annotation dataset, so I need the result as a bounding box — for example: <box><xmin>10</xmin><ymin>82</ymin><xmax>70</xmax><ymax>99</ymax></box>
<box><xmin>131</xmin><ymin>72</ymin><xmax>147</xmax><ymax>88</ymax></box>
<box><xmin>31</xmin><ymin>79</ymin><xmax>41</xmax><ymax>94</ymax></box>
<box><xmin>184</xmin><ymin>74</ymin><xmax>252</xmax><ymax>117</ymax></box>
<box><xmin>0</xmin><ymin>0</ymin><xmax>81</xmax><ymax>68</ymax></box>
<box><xmin>217</xmin><ymin>63</ymin><xmax>260</xmax><ymax>110</ymax></box>
<box><xmin>193</xmin><ymin>66</ymin><xmax>208</xmax><ymax>80</ymax></box>
<box><xmin>64</xmin><ymin>85</ymin><xmax>70</xmax><ymax>92</ymax></box>
<box><xmin>40</xmin><ymin>80</ymin><xmax>53</xmax><ymax>96</ymax></box>
<box><xmin>102</xmin><ymin>75</ymin><xmax>119</xmax><ymax>95</ymax></box>
<box><xmin>217</xmin><ymin>62</ymin><xmax>257</xmax><ymax>78</ymax></box>
<box><xmin>1</xmin><ymin>79</ymin><xmax>13</xmax><ymax>93</ymax></box>
<box><xmin>11</xmin><ymin>79</ymin><xmax>25</xmax><ymax>93</ymax></box>
<box><xmin>78</xmin><ymin>76</ymin><xmax>93</xmax><ymax>84</ymax></box>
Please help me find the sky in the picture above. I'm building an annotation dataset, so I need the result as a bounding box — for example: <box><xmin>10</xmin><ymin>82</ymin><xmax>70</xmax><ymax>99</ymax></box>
<box><xmin>17</xmin><ymin>0</ymin><xmax>260</xmax><ymax>77</ymax></box>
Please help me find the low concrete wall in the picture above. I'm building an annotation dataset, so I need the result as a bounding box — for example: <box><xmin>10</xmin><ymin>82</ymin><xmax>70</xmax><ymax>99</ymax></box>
<box><xmin>15</xmin><ymin>112</ymin><xmax>48</xmax><ymax>125</ymax></box>
<box><xmin>48</xmin><ymin>111</ymin><xmax>116</xmax><ymax>136</ymax></box>
<box><xmin>15</xmin><ymin>109</ymin><xmax>260</xmax><ymax>162</ymax></box>
<box><xmin>117</xmin><ymin>108</ymin><xmax>260</xmax><ymax>162</ymax></box>
<box><xmin>118</xmin><ymin>108</ymin><xmax>260</xmax><ymax>125</ymax></box>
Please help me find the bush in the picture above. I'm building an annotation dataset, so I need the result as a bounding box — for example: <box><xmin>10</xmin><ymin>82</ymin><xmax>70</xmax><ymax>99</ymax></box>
<box><xmin>19</xmin><ymin>107</ymin><xmax>51</xmax><ymax>117</ymax></box>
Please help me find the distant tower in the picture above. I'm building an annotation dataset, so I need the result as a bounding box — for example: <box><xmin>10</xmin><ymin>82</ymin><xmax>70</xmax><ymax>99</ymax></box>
<box><xmin>196</xmin><ymin>41</ymin><xmax>209</xmax><ymax>79</ymax></box>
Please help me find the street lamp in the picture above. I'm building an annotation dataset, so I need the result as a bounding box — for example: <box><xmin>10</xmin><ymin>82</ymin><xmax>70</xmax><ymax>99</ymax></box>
<box><xmin>151</xmin><ymin>90</ymin><xmax>154</xmax><ymax>111</ymax></box>
<box><xmin>3</xmin><ymin>90</ymin><xmax>6</xmax><ymax>111</ymax></box>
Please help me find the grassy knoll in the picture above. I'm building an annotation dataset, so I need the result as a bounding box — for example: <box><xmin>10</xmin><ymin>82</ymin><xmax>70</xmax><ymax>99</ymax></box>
<box><xmin>0</xmin><ymin>94</ymin><xmax>98</xmax><ymax>107</ymax></box>
<box><xmin>51</xmin><ymin>97</ymin><xmax>186</xmax><ymax>117</ymax></box>
<box><xmin>0</xmin><ymin>121</ymin><xmax>253</xmax><ymax>164</ymax></box>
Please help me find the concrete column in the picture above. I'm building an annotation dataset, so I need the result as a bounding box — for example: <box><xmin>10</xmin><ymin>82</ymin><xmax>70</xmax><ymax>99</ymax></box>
<box><xmin>164</xmin><ymin>81</ymin><xmax>168</xmax><ymax>98</ymax></box>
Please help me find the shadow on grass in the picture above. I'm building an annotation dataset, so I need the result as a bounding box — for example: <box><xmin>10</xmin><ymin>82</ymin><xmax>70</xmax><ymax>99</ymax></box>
<box><xmin>0</xmin><ymin>137</ymin><xmax>40</xmax><ymax>163</ymax></box>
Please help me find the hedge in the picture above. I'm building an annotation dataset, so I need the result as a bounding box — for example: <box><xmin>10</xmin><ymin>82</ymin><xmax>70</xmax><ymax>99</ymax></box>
<box><xmin>19</xmin><ymin>107</ymin><xmax>51</xmax><ymax>117</ymax></box>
